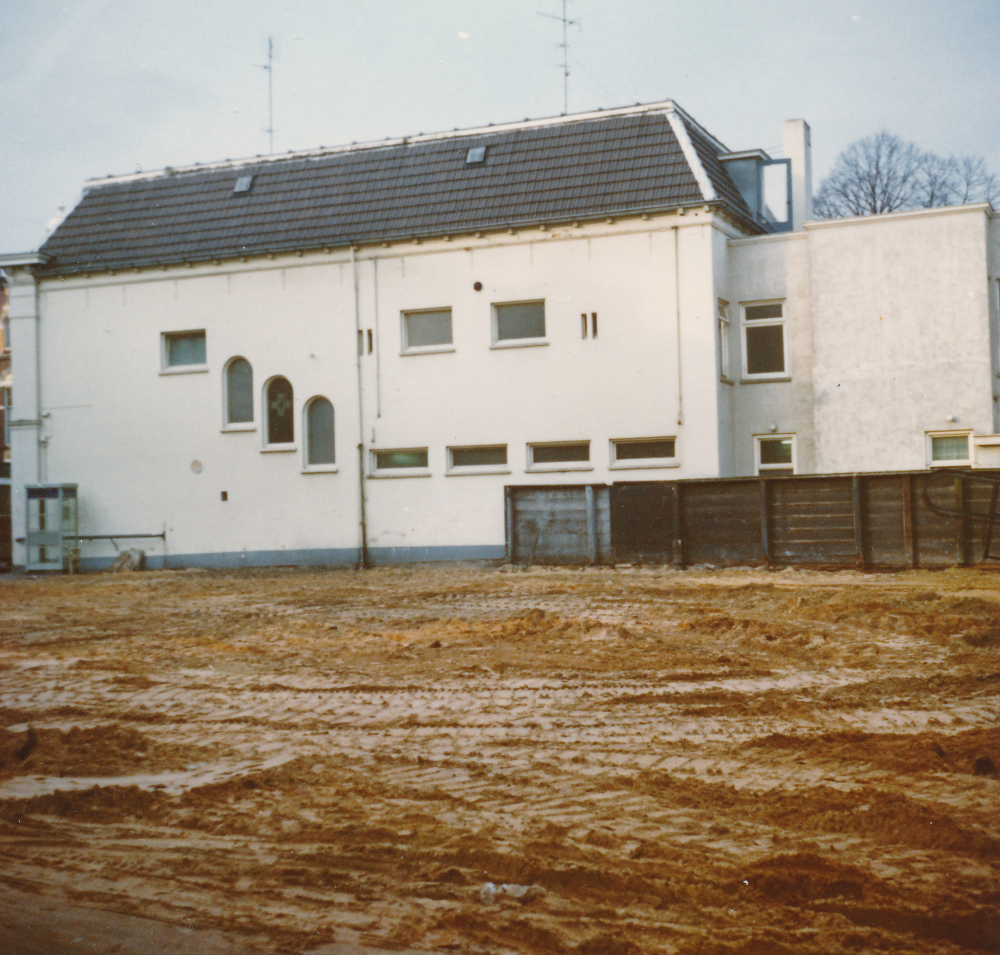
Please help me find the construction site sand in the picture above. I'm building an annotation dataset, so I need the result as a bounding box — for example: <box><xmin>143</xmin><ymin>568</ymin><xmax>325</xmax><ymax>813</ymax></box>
<box><xmin>0</xmin><ymin>563</ymin><xmax>998</xmax><ymax>954</ymax></box>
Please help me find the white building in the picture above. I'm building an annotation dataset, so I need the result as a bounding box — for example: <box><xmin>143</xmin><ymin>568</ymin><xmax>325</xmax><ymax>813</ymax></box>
<box><xmin>4</xmin><ymin>101</ymin><xmax>999</xmax><ymax>570</ymax></box>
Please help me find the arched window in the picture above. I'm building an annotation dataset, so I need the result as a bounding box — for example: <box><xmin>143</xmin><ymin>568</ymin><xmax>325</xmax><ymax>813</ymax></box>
<box><xmin>225</xmin><ymin>357</ymin><xmax>253</xmax><ymax>424</ymax></box>
<box><xmin>305</xmin><ymin>397</ymin><xmax>335</xmax><ymax>466</ymax></box>
<box><xmin>265</xmin><ymin>376</ymin><xmax>294</xmax><ymax>445</ymax></box>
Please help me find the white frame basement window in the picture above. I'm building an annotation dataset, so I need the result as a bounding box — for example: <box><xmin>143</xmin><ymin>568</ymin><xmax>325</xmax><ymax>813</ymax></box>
<box><xmin>161</xmin><ymin>330</ymin><xmax>207</xmax><ymax>374</ymax></box>
<box><xmin>610</xmin><ymin>437</ymin><xmax>678</xmax><ymax>470</ymax></box>
<box><xmin>755</xmin><ymin>434</ymin><xmax>796</xmax><ymax>475</ymax></box>
<box><xmin>527</xmin><ymin>441</ymin><xmax>591</xmax><ymax>472</ymax></box>
<box><xmin>927</xmin><ymin>431</ymin><xmax>972</xmax><ymax>467</ymax></box>
<box><xmin>401</xmin><ymin>307</ymin><xmax>454</xmax><ymax>354</ymax></box>
<box><xmin>492</xmin><ymin>300</ymin><xmax>547</xmax><ymax>348</ymax></box>
<box><xmin>446</xmin><ymin>444</ymin><xmax>508</xmax><ymax>475</ymax></box>
<box><xmin>372</xmin><ymin>447</ymin><xmax>430</xmax><ymax>478</ymax></box>
<box><xmin>741</xmin><ymin>301</ymin><xmax>786</xmax><ymax>379</ymax></box>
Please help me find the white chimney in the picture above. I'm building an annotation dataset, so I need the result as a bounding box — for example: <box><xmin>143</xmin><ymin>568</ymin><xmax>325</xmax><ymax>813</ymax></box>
<box><xmin>783</xmin><ymin>119</ymin><xmax>812</xmax><ymax>230</ymax></box>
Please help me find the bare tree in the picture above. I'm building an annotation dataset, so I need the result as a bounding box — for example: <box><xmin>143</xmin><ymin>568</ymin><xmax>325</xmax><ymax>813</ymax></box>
<box><xmin>814</xmin><ymin>131</ymin><xmax>998</xmax><ymax>219</ymax></box>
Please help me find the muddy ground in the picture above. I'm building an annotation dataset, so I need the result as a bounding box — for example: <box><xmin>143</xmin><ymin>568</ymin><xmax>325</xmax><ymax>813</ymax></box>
<box><xmin>0</xmin><ymin>563</ymin><xmax>998</xmax><ymax>954</ymax></box>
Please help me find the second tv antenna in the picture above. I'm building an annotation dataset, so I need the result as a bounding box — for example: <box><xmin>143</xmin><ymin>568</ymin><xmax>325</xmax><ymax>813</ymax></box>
<box><xmin>537</xmin><ymin>0</ymin><xmax>578</xmax><ymax>115</ymax></box>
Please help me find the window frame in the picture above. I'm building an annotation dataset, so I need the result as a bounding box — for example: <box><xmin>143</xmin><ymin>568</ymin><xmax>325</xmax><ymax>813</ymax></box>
<box><xmin>400</xmin><ymin>307</ymin><xmax>455</xmax><ymax>356</ymax></box>
<box><xmin>491</xmin><ymin>299</ymin><xmax>548</xmax><ymax>349</ymax></box>
<box><xmin>754</xmin><ymin>434</ymin><xmax>796</xmax><ymax>475</ymax></box>
<box><xmin>222</xmin><ymin>356</ymin><xmax>256</xmax><ymax>432</ymax></box>
<box><xmin>610</xmin><ymin>437</ymin><xmax>679</xmax><ymax>470</ymax></box>
<box><xmin>526</xmin><ymin>440</ymin><xmax>592</xmax><ymax>473</ymax></box>
<box><xmin>302</xmin><ymin>396</ymin><xmax>337</xmax><ymax>472</ymax></box>
<box><xmin>927</xmin><ymin>431</ymin><xmax>973</xmax><ymax>468</ymax></box>
<box><xmin>717</xmin><ymin>300</ymin><xmax>731</xmax><ymax>381</ymax></box>
<box><xmin>370</xmin><ymin>447</ymin><xmax>431</xmax><ymax>478</ymax></box>
<box><xmin>262</xmin><ymin>375</ymin><xmax>296</xmax><ymax>452</ymax></box>
<box><xmin>446</xmin><ymin>444</ymin><xmax>510</xmax><ymax>476</ymax></box>
<box><xmin>160</xmin><ymin>329</ymin><xmax>207</xmax><ymax>375</ymax></box>
<box><xmin>740</xmin><ymin>301</ymin><xmax>787</xmax><ymax>381</ymax></box>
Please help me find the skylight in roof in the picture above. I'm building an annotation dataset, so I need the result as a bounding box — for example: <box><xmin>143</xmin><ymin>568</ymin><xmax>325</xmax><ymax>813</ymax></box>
<box><xmin>233</xmin><ymin>175</ymin><xmax>254</xmax><ymax>194</ymax></box>
<box><xmin>465</xmin><ymin>146</ymin><xmax>486</xmax><ymax>164</ymax></box>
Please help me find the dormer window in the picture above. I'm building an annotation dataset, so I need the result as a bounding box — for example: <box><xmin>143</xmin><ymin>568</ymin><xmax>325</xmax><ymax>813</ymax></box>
<box><xmin>233</xmin><ymin>175</ymin><xmax>254</xmax><ymax>194</ymax></box>
<box><xmin>465</xmin><ymin>146</ymin><xmax>486</xmax><ymax>164</ymax></box>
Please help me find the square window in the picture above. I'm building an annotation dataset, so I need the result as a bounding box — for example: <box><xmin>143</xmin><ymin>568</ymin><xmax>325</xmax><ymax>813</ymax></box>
<box><xmin>466</xmin><ymin>146</ymin><xmax>486</xmax><ymax>164</ymax></box>
<box><xmin>448</xmin><ymin>445</ymin><xmax>508</xmax><ymax>473</ymax></box>
<box><xmin>611</xmin><ymin>437</ymin><xmax>677</xmax><ymax>468</ymax></box>
<box><xmin>373</xmin><ymin>448</ymin><xmax>430</xmax><ymax>476</ymax></box>
<box><xmin>928</xmin><ymin>432</ymin><xmax>971</xmax><ymax>466</ymax></box>
<box><xmin>162</xmin><ymin>330</ymin><xmax>206</xmax><ymax>370</ymax></box>
<box><xmin>402</xmin><ymin>308</ymin><xmax>453</xmax><ymax>352</ymax></box>
<box><xmin>528</xmin><ymin>441</ymin><xmax>590</xmax><ymax>470</ymax></box>
<box><xmin>742</xmin><ymin>302</ymin><xmax>785</xmax><ymax>378</ymax></box>
<box><xmin>494</xmin><ymin>300</ymin><xmax>546</xmax><ymax>344</ymax></box>
<box><xmin>756</xmin><ymin>435</ymin><xmax>795</xmax><ymax>475</ymax></box>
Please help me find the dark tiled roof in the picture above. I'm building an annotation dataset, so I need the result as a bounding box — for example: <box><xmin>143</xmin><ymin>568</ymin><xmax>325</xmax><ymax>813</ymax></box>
<box><xmin>40</xmin><ymin>110</ymin><xmax>760</xmax><ymax>274</ymax></box>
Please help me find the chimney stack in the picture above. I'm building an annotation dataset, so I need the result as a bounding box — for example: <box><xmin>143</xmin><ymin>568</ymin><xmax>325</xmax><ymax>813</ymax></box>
<box><xmin>783</xmin><ymin>119</ymin><xmax>812</xmax><ymax>230</ymax></box>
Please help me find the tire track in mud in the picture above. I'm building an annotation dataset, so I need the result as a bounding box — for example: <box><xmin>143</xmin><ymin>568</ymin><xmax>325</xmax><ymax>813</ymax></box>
<box><xmin>1</xmin><ymin>565</ymin><xmax>999</xmax><ymax>954</ymax></box>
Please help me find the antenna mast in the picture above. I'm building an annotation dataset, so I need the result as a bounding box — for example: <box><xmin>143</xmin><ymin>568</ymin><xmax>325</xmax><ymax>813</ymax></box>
<box><xmin>257</xmin><ymin>37</ymin><xmax>274</xmax><ymax>154</ymax></box>
<box><xmin>537</xmin><ymin>0</ymin><xmax>578</xmax><ymax>114</ymax></box>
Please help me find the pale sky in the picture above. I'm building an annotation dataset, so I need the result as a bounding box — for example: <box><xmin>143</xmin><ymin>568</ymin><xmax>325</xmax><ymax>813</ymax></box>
<box><xmin>2</xmin><ymin>0</ymin><xmax>998</xmax><ymax>254</ymax></box>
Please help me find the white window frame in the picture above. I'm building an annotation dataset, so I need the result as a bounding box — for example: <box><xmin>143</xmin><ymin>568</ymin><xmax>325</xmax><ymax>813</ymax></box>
<box><xmin>754</xmin><ymin>434</ymin><xmax>796</xmax><ymax>475</ymax></box>
<box><xmin>740</xmin><ymin>301</ymin><xmax>787</xmax><ymax>380</ymax></box>
<box><xmin>717</xmin><ymin>300</ymin><xmax>731</xmax><ymax>381</ymax></box>
<box><xmin>446</xmin><ymin>444</ymin><xmax>510</xmax><ymax>476</ymax></box>
<box><xmin>610</xmin><ymin>437</ymin><xmax>679</xmax><ymax>470</ymax></box>
<box><xmin>301</xmin><ymin>396</ymin><xmax>338</xmax><ymax>473</ymax></box>
<box><xmin>160</xmin><ymin>329</ymin><xmax>207</xmax><ymax>375</ymax></box>
<box><xmin>491</xmin><ymin>299</ymin><xmax>548</xmax><ymax>349</ymax></box>
<box><xmin>221</xmin><ymin>356</ymin><xmax>256</xmax><ymax>432</ymax></box>
<box><xmin>400</xmin><ymin>307</ymin><xmax>455</xmax><ymax>356</ymax></box>
<box><xmin>927</xmin><ymin>431</ymin><xmax>972</xmax><ymax>468</ymax></box>
<box><xmin>526</xmin><ymin>440</ymin><xmax>592</xmax><ymax>473</ymax></box>
<box><xmin>371</xmin><ymin>447</ymin><xmax>431</xmax><ymax>478</ymax></box>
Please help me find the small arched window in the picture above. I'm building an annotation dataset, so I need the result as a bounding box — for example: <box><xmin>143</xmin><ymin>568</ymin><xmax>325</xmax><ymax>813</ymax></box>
<box><xmin>305</xmin><ymin>397</ymin><xmax>335</xmax><ymax>466</ymax></box>
<box><xmin>225</xmin><ymin>357</ymin><xmax>253</xmax><ymax>424</ymax></box>
<box><xmin>265</xmin><ymin>376</ymin><xmax>294</xmax><ymax>445</ymax></box>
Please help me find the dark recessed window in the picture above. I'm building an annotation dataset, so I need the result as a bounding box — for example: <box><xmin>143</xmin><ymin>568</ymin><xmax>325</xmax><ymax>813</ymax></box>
<box><xmin>374</xmin><ymin>449</ymin><xmax>429</xmax><ymax>472</ymax></box>
<box><xmin>613</xmin><ymin>438</ymin><xmax>676</xmax><ymax>462</ymax></box>
<box><xmin>466</xmin><ymin>146</ymin><xmax>486</xmax><ymax>164</ymax></box>
<box><xmin>266</xmin><ymin>376</ymin><xmax>294</xmax><ymax>445</ymax></box>
<box><xmin>742</xmin><ymin>302</ymin><xmax>785</xmax><ymax>377</ymax></box>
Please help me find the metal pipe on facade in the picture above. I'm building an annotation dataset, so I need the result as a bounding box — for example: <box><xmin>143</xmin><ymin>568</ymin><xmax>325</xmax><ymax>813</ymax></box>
<box><xmin>673</xmin><ymin>226</ymin><xmax>683</xmax><ymax>427</ymax></box>
<box><xmin>351</xmin><ymin>246</ymin><xmax>370</xmax><ymax>568</ymax></box>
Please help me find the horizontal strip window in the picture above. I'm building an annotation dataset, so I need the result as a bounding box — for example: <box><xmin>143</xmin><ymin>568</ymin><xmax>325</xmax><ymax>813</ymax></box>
<box><xmin>611</xmin><ymin>437</ymin><xmax>677</xmax><ymax>469</ymax></box>
<box><xmin>447</xmin><ymin>445</ymin><xmax>508</xmax><ymax>474</ymax></box>
<box><xmin>528</xmin><ymin>441</ymin><xmax>590</xmax><ymax>471</ymax></box>
<box><xmin>372</xmin><ymin>448</ymin><xmax>430</xmax><ymax>477</ymax></box>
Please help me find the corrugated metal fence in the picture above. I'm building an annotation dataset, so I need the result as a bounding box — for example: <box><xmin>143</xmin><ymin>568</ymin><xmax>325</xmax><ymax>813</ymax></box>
<box><xmin>505</xmin><ymin>470</ymin><xmax>1000</xmax><ymax>569</ymax></box>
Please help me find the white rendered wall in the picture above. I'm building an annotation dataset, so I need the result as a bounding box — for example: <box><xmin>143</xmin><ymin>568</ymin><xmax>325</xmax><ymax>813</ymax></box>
<box><xmin>805</xmin><ymin>206</ymin><xmax>994</xmax><ymax>473</ymax></box>
<box><xmin>30</xmin><ymin>211</ymin><xmax>726</xmax><ymax>566</ymax></box>
<box><xmin>725</xmin><ymin>231</ymin><xmax>815</xmax><ymax>475</ymax></box>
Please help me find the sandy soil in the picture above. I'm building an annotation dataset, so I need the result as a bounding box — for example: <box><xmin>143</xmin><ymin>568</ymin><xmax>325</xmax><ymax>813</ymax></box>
<box><xmin>0</xmin><ymin>563</ymin><xmax>998</xmax><ymax>955</ymax></box>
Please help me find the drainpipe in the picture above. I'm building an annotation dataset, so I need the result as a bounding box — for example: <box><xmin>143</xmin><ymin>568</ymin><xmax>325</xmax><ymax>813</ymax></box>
<box><xmin>673</xmin><ymin>226</ymin><xmax>683</xmax><ymax>426</ymax></box>
<box><xmin>351</xmin><ymin>246</ymin><xmax>370</xmax><ymax>568</ymax></box>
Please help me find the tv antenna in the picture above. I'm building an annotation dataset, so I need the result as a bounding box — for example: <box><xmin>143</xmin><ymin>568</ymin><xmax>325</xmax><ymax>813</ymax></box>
<box><xmin>256</xmin><ymin>37</ymin><xmax>275</xmax><ymax>153</ymax></box>
<box><xmin>537</xmin><ymin>0</ymin><xmax>578</xmax><ymax>115</ymax></box>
